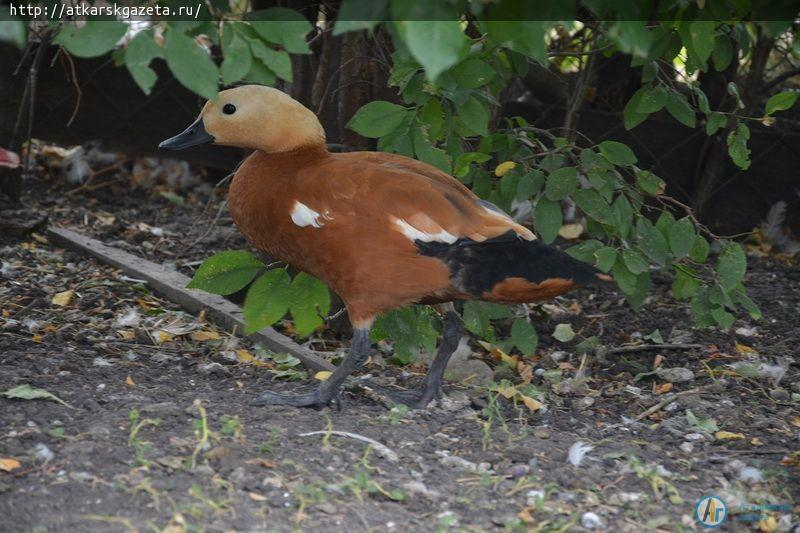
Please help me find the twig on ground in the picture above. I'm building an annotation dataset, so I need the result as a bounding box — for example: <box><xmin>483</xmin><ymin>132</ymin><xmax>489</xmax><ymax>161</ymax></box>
<box><xmin>298</xmin><ymin>430</ymin><xmax>399</xmax><ymax>462</ymax></box>
<box><xmin>609</xmin><ymin>343</ymin><xmax>703</xmax><ymax>355</ymax></box>
<box><xmin>631</xmin><ymin>383</ymin><xmax>721</xmax><ymax>422</ymax></box>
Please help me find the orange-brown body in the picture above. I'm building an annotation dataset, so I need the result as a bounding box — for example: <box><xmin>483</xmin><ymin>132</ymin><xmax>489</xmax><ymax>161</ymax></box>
<box><xmin>229</xmin><ymin>146</ymin><xmax>579</xmax><ymax>323</ymax></box>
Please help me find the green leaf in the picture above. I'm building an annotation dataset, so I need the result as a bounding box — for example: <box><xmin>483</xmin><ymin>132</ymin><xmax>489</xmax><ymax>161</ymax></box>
<box><xmin>566</xmin><ymin>240</ymin><xmax>603</xmax><ymax>263</ymax></box>
<box><xmin>243</xmin><ymin>58</ymin><xmax>276</xmax><ymax>86</ymax></box>
<box><xmin>636</xmin><ymin>85</ymin><xmax>667</xmax><ymax>113</ymax></box>
<box><xmin>164</xmin><ymin>29</ymin><xmax>219</xmax><ymax>100</ymax></box>
<box><xmin>54</xmin><ymin>20</ymin><xmax>127</xmax><ymax>58</ymax></box>
<box><xmin>0</xmin><ymin>7</ymin><xmax>27</xmax><ymax>49</ymax></box>
<box><xmin>594</xmin><ymin>246</ymin><xmax>617</xmax><ymax>273</ymax></box>
<box><xmin>243</xmin><ymin>269</ymin><xmax>292</xmax><ymax>334</ymax></box>
<box><xmin>598</xmin><ymin>141</ymin><xmax>637</xmax><ymax>166</ymax></box>
<box><xmin>454</xmin><ymin>152</ymin><xmax>491</xmax><ymax>178</ymax></box>
<box><xmin>347</xmin><ymin>101</ymin><xmax>410</xmax><ymax>138</ymax></box>
<box><xmin>544</xmin><ymin>167</ymin><xmax>578</xmax><ymax>201</ymax></box>
<box><xmin>765</xmin><ymin>91</ymin><xmax>800</xmax><ymax>115</ymax></box>
<box><xmin>186</xmin><ymin>251</ymin><xmax>264</xmax><ymax>295</ymax></box>
<box><xmin>516</xmin><ymin>170</ymin><xmax>545</xmax><ymax>199</ymax></box>
<box><xmin>372</xmin><ymin>306</ymin><xmax>439</xmax><ymax>363</ymax></box>
<box><xmin>394</xmin><ymin>19</ymin><xmax>468</xmax><ymax>81</ymax></box>
<box><xmin>712</xmin><ymin>34</ymin><xmax>733</xmax><ymax>71</ymax></box>
<box><xmin>636</xmin><ymin>218</ymin><xmax>670</xmax><ymax>266</ymax></box>
<box><xmin>573</xmin><ymin>189</ymin><xmax>612</xmax><ymax>224</ymax></box>
<box><xmin>460</xmin><ymin>96</ymin><xmax>490</xmax><ymax>136</ymax></box>
<box><xmin>612</xmin><ymin>258</ymin><xmax>651</xmax><ymax>309</ymax></box>
<box><xmin>665</xmin><ymin>91</ymin><xmax>696</xmax><ymax>128</ymax></box>
<box><xmin>450</xmin><ymin>59</ymin><xmax>496</xmax><ymax>88</ymax></box>
<box><xmin>552</xmin><ymin>323</ymin><xmax>575</xmax><ymax>342</ymax></box>
<box><xmin>462</xmin><ymin>302</ymin><xmax>511</xmax><ymax>339</ymax></box>
<box><xmin>672</xmin><ymin>267</ymin><xmax>700</xmax><ymax>300</ymax></box>
<box><xmin>668</xmin><ymin>217</ymin><xmax>695</xmax><ymax>259</ymax></box>
<box><xmin>622</xmin><ymin>249</ymin><xmax>649</xmax><ymax>274</ymax></box>
<box><xmin>686</xmin><ymin>409</ymin><xmax>719</xmax><ymax>433</ymax></box>
<box><xmin>413</xmin><ymin>127</ymin><xmax>451</xmax><ymax>172</ymax></box>
<box><xmin>289</xmin><ymin>273</ymin><xmax>331</xmax><ymax>337</ymax></box>
<box><xmin>634</xmin><ymin>169</ymin><xmax>666</xmax><ymax>196</ymax></box>
<box><xmin>716</xmin><ymin>243</ymin><xmax>746</xmax><ymax>291</ymax></box>
<box><xmin>727</xmin><ymin>122</ymin><xmax>751</xmax><ymax>169</ymax></box>
<box><xmin>623</xmin><ymin>87</ymin><xmax>649</xmax><ymax>130</ymax></box>
<box><xmin>534</xmin><ymin>198</ymin><xmax>562</xmax><ymax>244</ymax></box>
<box><xmin>689</xmin><ymin>235</ymin><xmax>710</xmax><ymax>262</ymax></box>
<box><xmin>687</xmin><ymin>20</ymin><xmax>716</xmax><ymax>67</ymax></box>
<box><xmin>705</xmin><ymin>111</ymin><xmax>727</xmax><ymax>135</ymax></box>
<box><xmin>2</xmin><ymin>384</ymin><xmax>72</xmax><ymax>408</ymax></box>
<box><xmin>249</xmin><ymin>8</ymin><xmax>312</xmax><ymax>54</ymax></box>
<box><xmin>248</xmin><ymin>39</ymin><xmax>293</xmax><ymax>82</ymax></box>
<box><xmin>511</xmin><ymin>318</ymin><xmax>538</xmax><ymax>355</ymax></box>
<box><xmin>221</xmin><ymin>33</ymin><xmax>252</xmax><ymax>85</ymax></box>
<box><xmin>125</xmin><ymin>30</ymin><xmax>163</xmax><ymax>95</ymax></box>
<box><xmin>732</xmin><ymin>286</ymin><xmax>761</xmax><ymax>320</ymax></box>
<box><xmin>333</xmin><ymin>0</ymin><xmax>387</xmax><ymax>36</ymax></box>
<box><xmin>485</xmin><ymin>20</ymin><xmax>549</xmax><ymax>65</ymax></box>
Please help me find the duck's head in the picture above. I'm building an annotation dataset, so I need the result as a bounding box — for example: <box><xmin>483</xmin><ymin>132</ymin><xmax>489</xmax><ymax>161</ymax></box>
<box><xmin>159</xmin><ymin>85</ymin><xmax>325</xmax><ymax>153</ymax></box>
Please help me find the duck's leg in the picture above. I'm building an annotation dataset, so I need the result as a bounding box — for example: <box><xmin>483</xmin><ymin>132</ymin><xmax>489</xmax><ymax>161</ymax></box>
<box><xmin>371</xmin><ymin>307</ymin><xmax>463</xmax><ymax>409</ymax></box>
<box><xmin>250</xmin><ymin>326</ymin><xmax>371</xmax><ymax>409</ymax></box>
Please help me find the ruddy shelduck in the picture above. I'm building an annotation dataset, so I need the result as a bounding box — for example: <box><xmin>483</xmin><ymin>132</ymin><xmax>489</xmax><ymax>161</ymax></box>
<box><xmin>161</xmin><ymin>85</ymin><xmax>606</xmax><ymax>409</ymax></box>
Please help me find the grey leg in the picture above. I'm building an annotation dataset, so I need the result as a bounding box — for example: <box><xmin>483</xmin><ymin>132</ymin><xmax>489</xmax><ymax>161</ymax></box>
<box><xmin>371</xmin><ymin>309</ymin><xmax>463</xmax><ymax>409</ymax></box>
<box><xmin>251</xmin><ymin>327</ymin><xmax>372</xmax><ymax>409</ymax></box>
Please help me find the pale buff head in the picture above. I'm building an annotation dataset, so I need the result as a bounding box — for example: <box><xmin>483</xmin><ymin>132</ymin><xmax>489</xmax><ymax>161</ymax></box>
<box><xmin>160</xmin><ymin>85</ymin><xmax>326</xmax><ymax>153</ymax></box>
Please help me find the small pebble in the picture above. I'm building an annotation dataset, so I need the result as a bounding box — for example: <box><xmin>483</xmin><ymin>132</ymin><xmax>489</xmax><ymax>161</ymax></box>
<box><xmin>581</xmin><ymin>511</ymin><xmax>605</xmax><ymax>529</ymax></box>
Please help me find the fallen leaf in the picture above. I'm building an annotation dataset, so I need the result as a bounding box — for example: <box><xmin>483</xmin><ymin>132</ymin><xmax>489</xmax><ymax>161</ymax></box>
<box><xmin>117</xmin><ymin>330</ymin><xmax>135</xmax><ymax>340</ymax></box>
<box><xmin>653</xmin><ymin>354</ymin><xmax>664</xmax><ymax>369</ymax></box>
<box><xmin>715</xmin><ymin>430</ymin><xmax>745</xmax><ymax>440</ymax></box>
<box><xmin>517</xmin><ymin>361</ymin><xmax>534</xmax><ymax>385</ymax></box>
<box><xmin>31</xmin><ymin>233</ymin><xmax>47</xmax><ymax>244</ymax></box>
<box><xmin>190</xmin><ymin>330</ymin><xmax>221</xmax><ymax>341</ymax></box>
<box><xmin>557</xmin><ymin>362</ymin><xmax>577</xmax><ymax>371</ymax></box>
<box><xmin>245</xmin><ymin>458</ymin><xmax>277</xmax><ymax>468</ymax></box>
<box><xmin>2</xmin><ymin>384</ymin><xmax>72</xmax><ymax>408</ymax></box>
<box><xmin>518</xmin><ymin>506</ymin><xmax>535</xmax><ymax>524</ymax></box>
<box><xmin>32</xmin><ymin>334</ymin><xmax>42</xmax><ymax>343</ymax></box>
<box><xmin>759</xmin><ymin>515</ymin><xmax>777</xmax><ymax>533</ymax></box>
<box><xmin>750</xmin><ymin>437</ymin><xmax>763</xmax><ymax>447</ymax></box>
<box><xmin>156</xmin><ymin>330</ymin><xmax>174</xmax><ymax>344</ymax></box>
<box><xmin>0</xmin><ymin>458</ymin><xmax>21</xmax><ymax>472</ymax></box>
<box><xmin>520</xmin><ymin>394</ymin><xmax>542</xmax><ymax>412</ymax></box>
<box><xmin>553</xmin><ymin>323</ymin><xmax>575</xmax><ymax>342</ymax></box>
<box><xmin>792</xmin><ymin>416</ymin><xmax>800</xmax><ymax>428</ymax></box>
<box><xmin>492</xmin><ymin>383</ymin><xmax>517</xmax><ymax>399</ymax></box>
<box><xmin>51</xmin><ymin>290</ymin><xmax>74</xmax><ymax>307</ymax></box>
<box><xmin>314</xmin><ymin>371</ymin><xmax>332</xmax><ymax>381</ymax></box>
<box><xmin>125</xmin><ymin>375</ymin><xmax>136</xmax><ymax>387</ymax></box>
<box><xmin>558</xmin><ymin>223</ymin><xmax>584</xmax><ymax>239</ymax></box>
<box><xmin>249</xmin><ymin>492</ymin><xmax>268</xmax><ymax>502</ymax></box>
<box><xmin>491</xmin><ymin>347</ymin><xmax>518</xmax><ymax>369</ymax></box>
<box><xmin>656</xmin><ymin>382</ymin><xmax>673</xmax><ymax>394</ymax></box>
<box><xmin>735</xmin><ymin>343</ymin><xmax>757</xmax><ymax>354</ymax></box>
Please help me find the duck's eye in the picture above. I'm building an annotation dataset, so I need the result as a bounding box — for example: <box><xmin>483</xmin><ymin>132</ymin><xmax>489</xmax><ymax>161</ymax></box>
<box><xmin>222</xmin><ymin>103</ymin><xmax>236</xmax><ymax>115</ymax></box>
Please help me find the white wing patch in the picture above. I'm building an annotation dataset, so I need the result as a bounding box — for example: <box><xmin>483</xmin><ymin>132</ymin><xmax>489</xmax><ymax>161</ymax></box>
<box><xmin>392</xmin><ymin>217</ymin><xmax>458</xmax><ymax>244</ymax></box>
<box><xmin>291</xmin><ymin>201</ymin><xmax>327</xmax><ymax>228</ymax></box>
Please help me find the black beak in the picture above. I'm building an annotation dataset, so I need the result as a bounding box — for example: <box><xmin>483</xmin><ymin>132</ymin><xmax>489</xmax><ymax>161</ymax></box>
<box><xmin>158</xmin><ymin>117</ymin><xmax>214</xmax><ymax>150</ymax></box>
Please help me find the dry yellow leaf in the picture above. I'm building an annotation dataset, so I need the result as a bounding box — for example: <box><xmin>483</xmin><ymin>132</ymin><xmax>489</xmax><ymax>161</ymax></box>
<box><xmin>117</xmin><ymin>330</ymin><xmax>135</xmax><ymax>340</ymax></box>
<box><xmin>125</xmin><ymin>375</ymin><xmax>136</xmax><ymax>387</ymax></box>
<box><xmin>493</xmin><ymin>384</ymin><xmax>517</xmax><ymax>399</ymax></box>
<box><xmin>156</xmin><ymin>330</ymin><xmax>174</xmax><ymax>344</ymax></box>
<box><xmin>656</xmin><ymin>382</ymin><xmax>673</xmax><ymax>394</ymax></box>
<box><xmin>494</xmin><ymin>161</ymin><xmax>516</xmax><ymax>177</ymax></box>
<box><xmin>51</xmin><ymin>290</ymin><xmax>74</xmax><ymax>307</ymax></box>
<box><xmin>314</xmin><ymin>371</ymin><xmax>332</xmax><ymax>381</ymax></box>
<box><xmin>735</xmin><ymin>343</ymin><xmax>757</xmax><ymax>354</ymax></box>
<box><xmin>492</xmin><ymin>347</ymin><xmax>518</xmax><ymax>369</ymax></box>
<box><xmin>235</xmin><ymin>349</ymin><xmax>271</xmax><ymax>367</ymax></box>
<box><xmin>715</xmin><ymin>430</ymin><xmax>745</xmax><ymax>440</ymax></box>
<box><xmin>249</xmin><ymin>492</ymin><xmax>268</xmax><ymax>502</ymax></box>
<box><xmin>750</xmin><ymin>437</ymin><xmax>763</xmax><ymax>446</ymax></box>
<box><xmin>558</xmin><ymin>223</ymin><xmax>584</xmax><ymax>240</ymax></box>
<box><xmin>190</xmin><ymin>330</ymin><xmax>221</xmax><ymax>341</ymax></box>
<box><xmin>759</xmin><ymin>515</ymin><xmax>777</xmax><ymax>533</ymax></box>
<box><xmin>790</xmin><ymin>416</ymin><xmax>800</xmax><ymax>428</ymax></box>
<box><xmin>31</xmin><ymin>233</ymin><xmax>48</xmax><ymax>244</ymax></box>
<box><xmin>0</xmin><ymin>458</ymin><xmax>21</xmax><ymax>472</ymax></box>
<box><xmin>520</xmin><ymin>394</ymin><xmax>542</xmax><ymax>412</ymax></box>
<box><xmin>32</xmin><ymin>334</ymin><xmax>42</xmax><ymax>343</ymax></box>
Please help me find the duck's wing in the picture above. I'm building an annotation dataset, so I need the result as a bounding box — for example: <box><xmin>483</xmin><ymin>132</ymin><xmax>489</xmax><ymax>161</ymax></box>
<box><xmin>357</xmin><ymin>154</ymin><xmax>535</xmax><ymax>244</ymax></box>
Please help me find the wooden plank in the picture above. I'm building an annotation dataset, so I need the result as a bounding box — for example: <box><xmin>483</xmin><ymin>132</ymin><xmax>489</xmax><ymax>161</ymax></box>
<box><xmin>46</xmin><ymin>226</ymin><xmax>336</xmax><ymax>373</ymax></box>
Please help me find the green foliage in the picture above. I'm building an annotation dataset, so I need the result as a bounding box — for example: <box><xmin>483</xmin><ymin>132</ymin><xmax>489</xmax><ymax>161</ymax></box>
<box><xmin>164</xmin><ymin>28</ymin><xmax>219</xmax><ymax>100</ymax></box>
<box><xmin>186</xmin><ymin>250</ymin><xmax>264</xmax><ymax>295</ymax></box>
<box><xmin>0</xmin><ymin>7</ymin><xmax>27</xmax><ymax>49</ymax></box>
<box><xmin>372</xmin><ymin>306</ymin><xmax>440</xmax><ymax>364</ymax></box>
<box><xmin>54</xmin><ymin>19</ymin><xmax>127</xmax><ymax>58</ymax></box>
<box><xmin>765</xmin><ymin>91</ymin><xmax>800</xmax><ymax>115</ymax></box>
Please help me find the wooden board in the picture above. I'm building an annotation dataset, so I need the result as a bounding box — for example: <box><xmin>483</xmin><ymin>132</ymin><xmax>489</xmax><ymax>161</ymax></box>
<box><xmin>46</xmin><ymin>226</ymin><xmax>336</xmax><ymax>373</ymax></box>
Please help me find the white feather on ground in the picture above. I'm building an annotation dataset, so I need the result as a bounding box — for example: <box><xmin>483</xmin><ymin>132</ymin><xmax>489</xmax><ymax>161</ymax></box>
<box><xmin>567</xmin><ymin>441</ymin><xmax>594</xmax><ymax>466</ymax></box>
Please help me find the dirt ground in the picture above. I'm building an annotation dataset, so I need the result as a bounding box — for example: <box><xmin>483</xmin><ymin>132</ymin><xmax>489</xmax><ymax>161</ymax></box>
<box><xmin>1</xmin><ymin>159</ymin><xmax>799</xmax><ymax>532</ymax></box>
